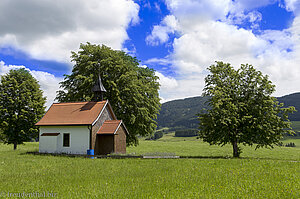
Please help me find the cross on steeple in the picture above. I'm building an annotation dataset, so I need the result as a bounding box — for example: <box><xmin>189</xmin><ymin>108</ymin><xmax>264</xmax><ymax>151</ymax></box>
<box><xmin>92</xmin><ymin>74</ymin><xmax>106</xmax><ymax>101</ymax></box>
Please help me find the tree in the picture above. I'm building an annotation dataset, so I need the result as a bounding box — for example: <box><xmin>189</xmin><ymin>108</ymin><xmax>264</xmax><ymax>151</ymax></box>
<box><xmin>198</xmin><ymin>62</ymin><xmax>295</xmax><ymax>157</ymax></box>
<box><xmin>0</xmin><ymin>68</ymin><xmax>46</xmax><ymax>150</ymax></box>
<box><xmin>56</xmin><ymin>43</ymin><xmax>161</xmax><ymax>146</ymax></box>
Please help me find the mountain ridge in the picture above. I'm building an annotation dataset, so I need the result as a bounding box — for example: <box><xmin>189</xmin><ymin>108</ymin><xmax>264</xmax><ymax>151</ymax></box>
<box><xmin>156</xmin><ymin>92</ymin><xmax>300</xmax><ymax>130</ymax></box>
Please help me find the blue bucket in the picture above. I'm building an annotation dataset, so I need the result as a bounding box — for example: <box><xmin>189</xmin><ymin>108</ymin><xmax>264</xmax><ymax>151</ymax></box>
<box><xmin>87</xmin><ymin>149</ymin><xmax>94</xmax><ymax>155</ymax></box>
<box><xmin>87</xmin><ymin>149</ymin><xmax>94</xmax><ymax>159</ymax></box>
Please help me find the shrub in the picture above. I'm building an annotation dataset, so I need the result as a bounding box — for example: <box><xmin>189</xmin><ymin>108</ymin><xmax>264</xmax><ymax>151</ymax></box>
<box><xmin>146</xmin><ymin>131</ymin><xmax>164</xmax><ymax>140</ymax></box>
<box><xmin>175</xmin><ymin>129</ymin><xmax>198</xmax><ymax>137</ymax></box>
<box><xmin>285</xmin><ymin>142</ymin><xmax>296</xmax><ymax>147</ymax></box>
<box><xmin>153</xmin><ymin>131</ymin><xmax>163</xmax><ymax>140</ymax></box>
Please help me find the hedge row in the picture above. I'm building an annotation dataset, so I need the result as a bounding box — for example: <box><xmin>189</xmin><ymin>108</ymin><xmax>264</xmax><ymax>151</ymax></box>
<box><xmin>175</xmin><ymin>129</ymin><xmax>198</xmax><ymax>137</ymax></box>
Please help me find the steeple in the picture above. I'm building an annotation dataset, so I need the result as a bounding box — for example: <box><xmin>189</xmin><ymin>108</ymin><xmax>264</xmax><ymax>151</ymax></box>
<box><xmin>92</xmin><ymin>74</ymin><xmax>106</xmax><ymax>101</ymax></box>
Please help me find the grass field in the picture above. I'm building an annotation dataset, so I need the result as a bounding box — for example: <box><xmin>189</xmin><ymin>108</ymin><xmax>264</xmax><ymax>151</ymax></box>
<box><xmin>0</xmin><ymin>138</ymin><xmax>299</xmax><ymax>198</ymax></box>
<box><xmin>130</xmin><ymin>133</ymin><xmax>300</xmax><ymax>160</ymax></box>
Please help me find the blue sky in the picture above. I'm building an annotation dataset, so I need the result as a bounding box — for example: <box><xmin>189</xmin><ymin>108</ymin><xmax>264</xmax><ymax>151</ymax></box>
<box><xmin>0</xmin><ymin>0</ymin><xmax>299</xmax><ymax>107</ymax></box>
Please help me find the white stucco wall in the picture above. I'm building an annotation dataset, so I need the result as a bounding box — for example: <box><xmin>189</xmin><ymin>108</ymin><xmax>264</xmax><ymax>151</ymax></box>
<box><xmin>39</xmin><ymin>135</ymin><xmax>58</xmax><ymax>153</ymax></box>
<box><xmin>39</xmin><ymin>126</ymin><xmax>90</xmax><ymax>154</ymax></box>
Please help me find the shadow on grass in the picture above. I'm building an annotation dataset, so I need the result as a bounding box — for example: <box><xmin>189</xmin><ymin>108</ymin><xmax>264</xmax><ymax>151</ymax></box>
<box><xmin>20</xmin><ymin>151</ymin><xmax>299</xmax><ymax>161</ymax></box>
<box><xmin>180</xmin><ymin>155</ymin><xmax>232</xmax><ymax>159</ymax></box>
<box><xmin>21</xmin><ymin>151</ymin><xmax>231</xmax><ymax>159</ymax></box>
<box><xmin>20</xmin><ymin>151</ymin><xmax>87</xmax><ymax>158</ymax></box>
<box><xmin>21</xmin><ymin>151</ymin><xmax>142</xmax><ymax>159</ymax></box>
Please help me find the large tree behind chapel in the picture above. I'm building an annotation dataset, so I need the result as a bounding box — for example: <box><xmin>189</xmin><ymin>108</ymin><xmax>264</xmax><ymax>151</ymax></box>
<box><xmin>198</xmin><ymin>62</ymin><xmax>295</xmax><ymax>157</ymax></box>
<box><xmin>0</xmin><ymin>69</ymin><xmax>46</xmax><ymax>150</ymax></box>
<box><xmin>56</xmin><ymin>43</ymin><xmax>161</xmax><ymax>145</ymax></box>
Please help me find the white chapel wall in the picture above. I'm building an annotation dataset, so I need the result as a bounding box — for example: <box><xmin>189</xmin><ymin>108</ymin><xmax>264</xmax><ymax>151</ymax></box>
<box><xmin>39</xmin><ymin>126</ymin><xmax>90</xmax><ymax>154</ymax></box>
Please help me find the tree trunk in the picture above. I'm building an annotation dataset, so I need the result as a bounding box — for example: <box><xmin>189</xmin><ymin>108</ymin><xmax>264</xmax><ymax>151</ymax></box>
<box><xmin>232</xmin><ymin>141</ymin><xmax>239</xmax><ymax>158</ymax></box>
<box><xmin>13</xmin><ymin>142</ymin><xmax>17</xmax><ymax>150</ymax></box>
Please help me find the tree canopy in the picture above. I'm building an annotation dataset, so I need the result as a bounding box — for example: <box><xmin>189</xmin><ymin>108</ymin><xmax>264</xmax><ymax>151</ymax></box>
<box><xmin>56</xmin><ymin>43</ymin><xmax>161</xmax><ymax>145</ymax></box>
<box><xmin>198</xmin><ymin>62</ymin><xmax>295</xmax><ymax>157</ymax></box>
<box><xmin>0</xmin><ymin>68</ymin><xmax>46</xmax><ymax>149</ymax></box>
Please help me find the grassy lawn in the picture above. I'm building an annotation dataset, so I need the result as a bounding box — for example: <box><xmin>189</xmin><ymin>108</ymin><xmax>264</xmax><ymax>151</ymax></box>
<box><xmin>0</xmin><ymin>139</ymin><xmax>299</xmax><ymax>198</ymax></box>
<box><xmin>132</xmin><ymin>133</ymin><xmax>300</xmax><ymax>160</ymax></box>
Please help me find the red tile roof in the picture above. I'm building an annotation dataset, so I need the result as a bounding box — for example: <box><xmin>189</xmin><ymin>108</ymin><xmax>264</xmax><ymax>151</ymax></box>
<box><xmin>97</xmin><ymin>120</ymin><xmax>122</xmax><ymax>134</ymax></box>
<box><xmin>36</xmin><ymin>101</ymin><xmax>107</xmax><ymax>126</ymax></box>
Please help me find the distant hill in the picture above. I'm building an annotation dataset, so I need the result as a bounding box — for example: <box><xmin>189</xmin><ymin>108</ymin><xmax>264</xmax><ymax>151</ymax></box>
<box><xmin>156</xmin><ymin>92</ymin><xmax>300</xmax><ymax>130</ymax></box>
<box><xmin>277</xmin><ymin>93</ymin><xmax>300</xmax><ymax>121</ymax></box>
<box><xmin>156</xmin><ymin>96</ymin><xmax>209</xmax><ymax>130</ymax></box>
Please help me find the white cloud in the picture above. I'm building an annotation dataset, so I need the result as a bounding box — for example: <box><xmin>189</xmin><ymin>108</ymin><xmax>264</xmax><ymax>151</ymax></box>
<box><xmin>170</xmin><ymin>17</ymin><xmax>300</xmax><ymax>97</ymax></box>
<box><xmin>171</xmin><ymin>20</ymin><xmax>267</xmax><ymax>74</ymax></box>
<box><xmin>226</xmin><ymin>10</ymin><xmax>262</xmax><ymax>29</ymax></box>
<box><xmin>0</xmin><ymin>0</ymin><xmax>139</xmax><ymax>63</ymax></box>
<box><xmin>151</xmin><ymin>1</ymin><xmax>300</xmax><ymax>102</ymax></box>
<box><xmin>146</xmin><ymin>15</ymin><xmax>178</xmax><ymax>45</ymax></box>
<box><xmin>0</xmin><ymin>61</ymin><xmax>24</xmax><ymax>73</ymax></box>
<box><xmin>158</xmin><ymin>74</ymin><xmax>207</xmax><ymax>103</ymax></box>
<box><xmin>165</xmin><ymin>0</ymin><xmax>232</xmax><ymax>21</ymax></box>
<box><xmin>230</xmin><ymin>0</ymin><xmax>277</xmax><ymax>11</ymax></box>
<box><xmin>0</xmin><ymin>61</ymin><xmax>62</xmax><ymax>108</ymax></box>
<box><xmin>139</xmin><ymin>64</ymin><xmax>148</xmax><ymax>68</ymax></box>
<box><xmin>284</xmin><ymin>0</ymin><xmax>300</xmax><ymax>14</ymax></box>
<box><xmin>146</xmin><ymin>57</ymin><xmax>173</xmax><ymax>66</ymax></box>
<box><xmin>155</xmin><ymin>71</ymin><xmax>178</xmax><ymax>89</ymax></box>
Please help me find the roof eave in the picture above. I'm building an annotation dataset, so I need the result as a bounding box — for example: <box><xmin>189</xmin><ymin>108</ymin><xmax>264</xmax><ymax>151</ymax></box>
<box><xmin>91</xmin><ymin>100</ymin><xmax>117</xmax><ymax>126</ymax></box>
<box><xmin>92</xmin><ymin>100</ymin><xmax>109</xmax><ymax>126</ymax></box>
<box><xmin>36</xmin><ymin>124</ymin><xmax>91</xmax><ymax>126</ymax></box>
<box><xmin>113</xmin><ymin>121</ymin><xmax>122</xmax><ymax>135</ymax></box>
<box><xmin>120</xmin><ymin>120</ymin><xmax>130</xmax><ymax>135</ymax></box>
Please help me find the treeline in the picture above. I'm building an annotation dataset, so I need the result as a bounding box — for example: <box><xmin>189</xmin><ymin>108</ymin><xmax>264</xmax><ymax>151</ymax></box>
<box><xmin>146</xmin><ymin>131</ymin><xmax>163</xmax><ymax>140</ymax></box>
<box><xmin>175</xmin><ymin>129</ymin><xmax>198</xmax><ymax>137</ymax></box>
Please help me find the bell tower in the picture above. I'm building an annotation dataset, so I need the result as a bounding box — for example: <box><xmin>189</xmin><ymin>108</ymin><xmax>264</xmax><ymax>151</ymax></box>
<box><xmin>92</xmin><ymin>74</ymin><xmax>106</xmax><ymax>101</ymax></box>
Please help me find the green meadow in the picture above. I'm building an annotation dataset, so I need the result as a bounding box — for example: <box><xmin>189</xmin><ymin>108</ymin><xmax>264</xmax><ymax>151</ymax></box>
<box><xmin>0</xmin><ymin>137</ymin><xmax>299</xmax><ymax>199</ymax></box>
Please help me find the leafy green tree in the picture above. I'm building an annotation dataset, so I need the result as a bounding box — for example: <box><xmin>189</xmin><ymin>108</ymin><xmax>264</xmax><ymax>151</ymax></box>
<box><xmin>198</xmin><ymin>62</ymin><xmax>295</xmax><ymax>157</ymax></box>
<box><xmin>56</xmin><ymin>43</ymin><xmax>161</xmax><ymax>145</ymax></box>
<box><xmin>0</xmin><ymin>68</ymin><xmax>46</xmax><ymax>150</ymax></box>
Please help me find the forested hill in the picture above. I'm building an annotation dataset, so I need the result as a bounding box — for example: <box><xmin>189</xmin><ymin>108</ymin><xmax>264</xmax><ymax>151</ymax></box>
<box><xmin>156</xmin><ymin>92</ymin><xmax>300</xmax><ymax>130</ymax></box>
<box><xmin>277</xmin><ymin>92</ymin><xmax>300</xmax><ymax>121</ymax></box>
<box><xmin>156</xmin><ymin>96</ymin><xmax>209</xmax><ymax>130</ymax></box>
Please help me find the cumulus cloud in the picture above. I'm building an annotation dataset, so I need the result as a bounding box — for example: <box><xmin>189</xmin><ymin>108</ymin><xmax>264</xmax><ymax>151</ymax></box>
<box><xmin>146</xmin><ymin>57</ymin><xmax>173</xmax><ymax>66</ymax></box>
<box><xmin>226</xmin><ymin>10</ymin><xmax>262</xmax><ymax>29</ymax></box>
<box><xmin>155</xmin><ymin>71</ymin><xmax>178</xmax><ymax>89</ymax></box>
<box><xmin>149</xmin><ymin>0</ymin><xmax>300</xmax><ymax>102</ymax></box>
<box><xmin>284</xmin><ymin>0</ymin><xmax>300</xmax><ymax>14</ymax></box>
<box><xmin>158</xmin><ymin>74</ymin><xmax>207</xmax><ymax>103</ymax></box>
<box><xmin>165</xmin><ymin>0</ymin><xmax>232</xmax><ymax>21</ymax></box>
<box><xmin>0</xmin><ymin>0</ymin><xmax>139</xmax><ymax>62</ymax></box>
<box><xmin>0</xmin><ymin>61</ymin><xmax>62</xmax><ymax>108</ymax></box>
<box><xmin>230</xmin><ymin>0</ymin><xmax>278</xmax><ymax>11</ymax></box>
<box><xmin>172</xmin><ymin>21</ymin><xmax>269</xmax><ymax>74</ymax></box>
<box><xmin>146</xmin><ymin>15</ymin><xmax>178</xmax><ymax>45</ymax></box>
